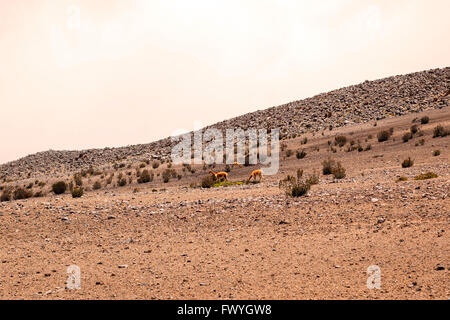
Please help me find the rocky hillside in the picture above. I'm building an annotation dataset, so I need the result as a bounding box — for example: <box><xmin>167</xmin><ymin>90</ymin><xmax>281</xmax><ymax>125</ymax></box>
<box><xmin>1</xmin><ymin>67</ymin><xmax>449</xmax><ymax>180</ymax></box>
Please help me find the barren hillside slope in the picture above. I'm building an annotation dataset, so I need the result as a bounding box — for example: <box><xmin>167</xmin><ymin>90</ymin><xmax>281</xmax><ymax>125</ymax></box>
<box><xmin>1</xmin><ymin>67</ymin><xmax>448</xmax><ymax>180</ymax></box>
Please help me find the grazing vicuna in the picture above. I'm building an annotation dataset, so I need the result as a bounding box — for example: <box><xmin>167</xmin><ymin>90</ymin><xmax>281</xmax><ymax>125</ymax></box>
<box><xmin>247</xmin><ymin>169</ymin><xmax>262</xmax><ymax>182</ymax></box>
<box><xmin>233</xmin><ymin>161</ymin><xmax>243</xmax><ymax>168</ymax></box>
<box><xmin>209</xmin><ymin>170</ymin><xmax>228</xmax><ymax>181</ymax></box>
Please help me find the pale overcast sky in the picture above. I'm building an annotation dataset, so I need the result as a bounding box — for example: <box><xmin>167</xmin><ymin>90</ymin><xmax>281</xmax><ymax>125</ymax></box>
<box><xmin>0</xmin><ymin>0</ymin><xmax>449</xmax><ymax>164</ymax></box>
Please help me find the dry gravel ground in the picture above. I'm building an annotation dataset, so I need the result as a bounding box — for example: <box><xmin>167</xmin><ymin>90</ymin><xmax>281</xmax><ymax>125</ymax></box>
<box><xmin>0</xmin><ymin>108</ymin><xmax>449</xmax><ymax>300</ymax></box>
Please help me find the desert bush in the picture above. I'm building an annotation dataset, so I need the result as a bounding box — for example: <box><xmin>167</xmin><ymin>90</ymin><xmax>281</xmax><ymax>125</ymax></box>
<box><xmin>433</xmin><ymin>150</ymin><xmax>441</xmax><ymax>156</ymax></box>
<box><xmin>117</xmin><ymin>178</ymin><xmax>127</xmax><ymax>187</ymax></box>
<box><xmin>152</xmin><ymin>161</ymin><xmax>160</xmax><ymax>169</ymax></box>
<box><xmin>137</xmin><ymin>169</ymin><xmax>153</xmax><ymax>184</ymax></box>
<box><xmin>401</xmin><ymin>157</ymin><xmax>414</xmax><ymax>168</ymax></box>
<box><xmin>296</xmin><ymin>150</ymin><xmax>307</xmax><ymax>159</ymax></box>
<box><xmin>335</xmin><ymin>135</ymin><xmax>347</xmax><ymax>147</ymax></box>
<box><xmin>420</xmin><ymin>116</ymin><xmax>429</xmax><ymax>124</ymax></box>
<box><xmin>402</xmin><ymin>132</ymin><xmax>413</xmax><ymax>142</ymax></box>
<box><xmin>13</xmin><ymin>187</ymin><xmax>33</xmax><ymax>200</ymax></box>
<box><xmin>73</xmin><ymin>174</ymin><xmax>83</xmax><ymax>186</ymax></box>
<box><xmin>433</xmin><ymin>125</ymin><xmax>448</xmax><ymax>138</ymax></box>
<box><xmin>139</xmin><ymin>163</ymin><xmax>146</xmax><ymax>168</ymax></box>
<box><xmin>322</xmin><ymin>158</ymin><xmax>337</xmax><ymax>175</ymax></box>
<box><xmin>410</xmin><ymin>125</ymin><xmax>419</xmax><ymax>134</ymax></box>
<box><xmin>396</xmin><ymin>176</ymin><xmax>408</xmax><ymax>182</ymax></box>
<box><xmin>71</xmin><ymin>187</ymin><xmax>84</xmax><ymax>198</ymax></box>
<box><xmin>162</xmin><ymin>169</ymin><xmax>176</xmax><ymax>183</ymax></box>
<box><xmin>286</xmin><ymin>149</ymin><xmax>294</xmax><ymax>157</ymax></box>
<box><xmin>201</xmin><ymin>175</ymin><xmax>215</xmax><ymax>188</ymax></box>
<box><xmin>306</xmin><ymin>172</ymin><xmax>319</xmax><ymax>185</ymax></box>
<box><xmin>0</xmin><ymin>189</ymin><xmax>11</xmax><ymax>202</ymax></box>
<box><xmin>332</xmin><ymin>162</ymin><xmax>346</xmax><ymax>179</ymax></box>
<box><xmin>414</xmin><ymin>172</ymin><xmax>438</xmax><ymax>180</ymax></box>
<box><xmin>93</xmin><ymin>181</ymin><xmax>102</xmax><ymax>190</ymax></box>
<box><xmin>279</xmin><ymin>174</ymin><xmax>313</xmax><ymax>198</ymax></box>
<box><xmin>290</xmin><ymin>182</ymin><xmax>310</xmax><ymax>197</ymax></box>
<box><xmin>33</xmin><ymin>190</ymin><xmax>44</xmax><ymax>197</ymax></box>
<box><xmin>345</xmin><ymin>145</ymin><xmax>357</xmax><ymax>152</ymax></box>
<box><xmin>52</xmin><ymin>181</ymin><xmax>67</xmax><ymax>195</ymax></box>
<box><xmin>377</xmin><ymin>130</ymin><xmax>391</xmax><ymax>142</ymax></box>
<box><xmin>415</xmin><ymin>138</ymin><xmax>425</xmax><ymax>146</ymax></box>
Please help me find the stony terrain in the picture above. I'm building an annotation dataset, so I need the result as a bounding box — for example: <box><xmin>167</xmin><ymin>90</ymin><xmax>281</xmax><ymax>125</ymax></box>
<box><xmin>0</xmin><ymin>69</ymin><xmax>449</xmax><ymax>300</ymax></box>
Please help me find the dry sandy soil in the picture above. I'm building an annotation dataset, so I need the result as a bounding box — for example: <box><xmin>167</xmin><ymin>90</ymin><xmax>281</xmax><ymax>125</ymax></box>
<box><xmin>0</xmin><ymin>108</ymin><xmax>449</xmax><ymax>300</ymax></box>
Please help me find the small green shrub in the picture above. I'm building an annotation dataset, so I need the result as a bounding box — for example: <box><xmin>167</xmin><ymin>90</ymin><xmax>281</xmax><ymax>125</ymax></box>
<box><xmin>213</xmin><ymin>181</ymin><xmax>244</xmax><ymax>188</ymax></box>
<box><xmin>414</xmin><ymin>172</ymin><xmax>438</xmax><ymax>180</ymax></box>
